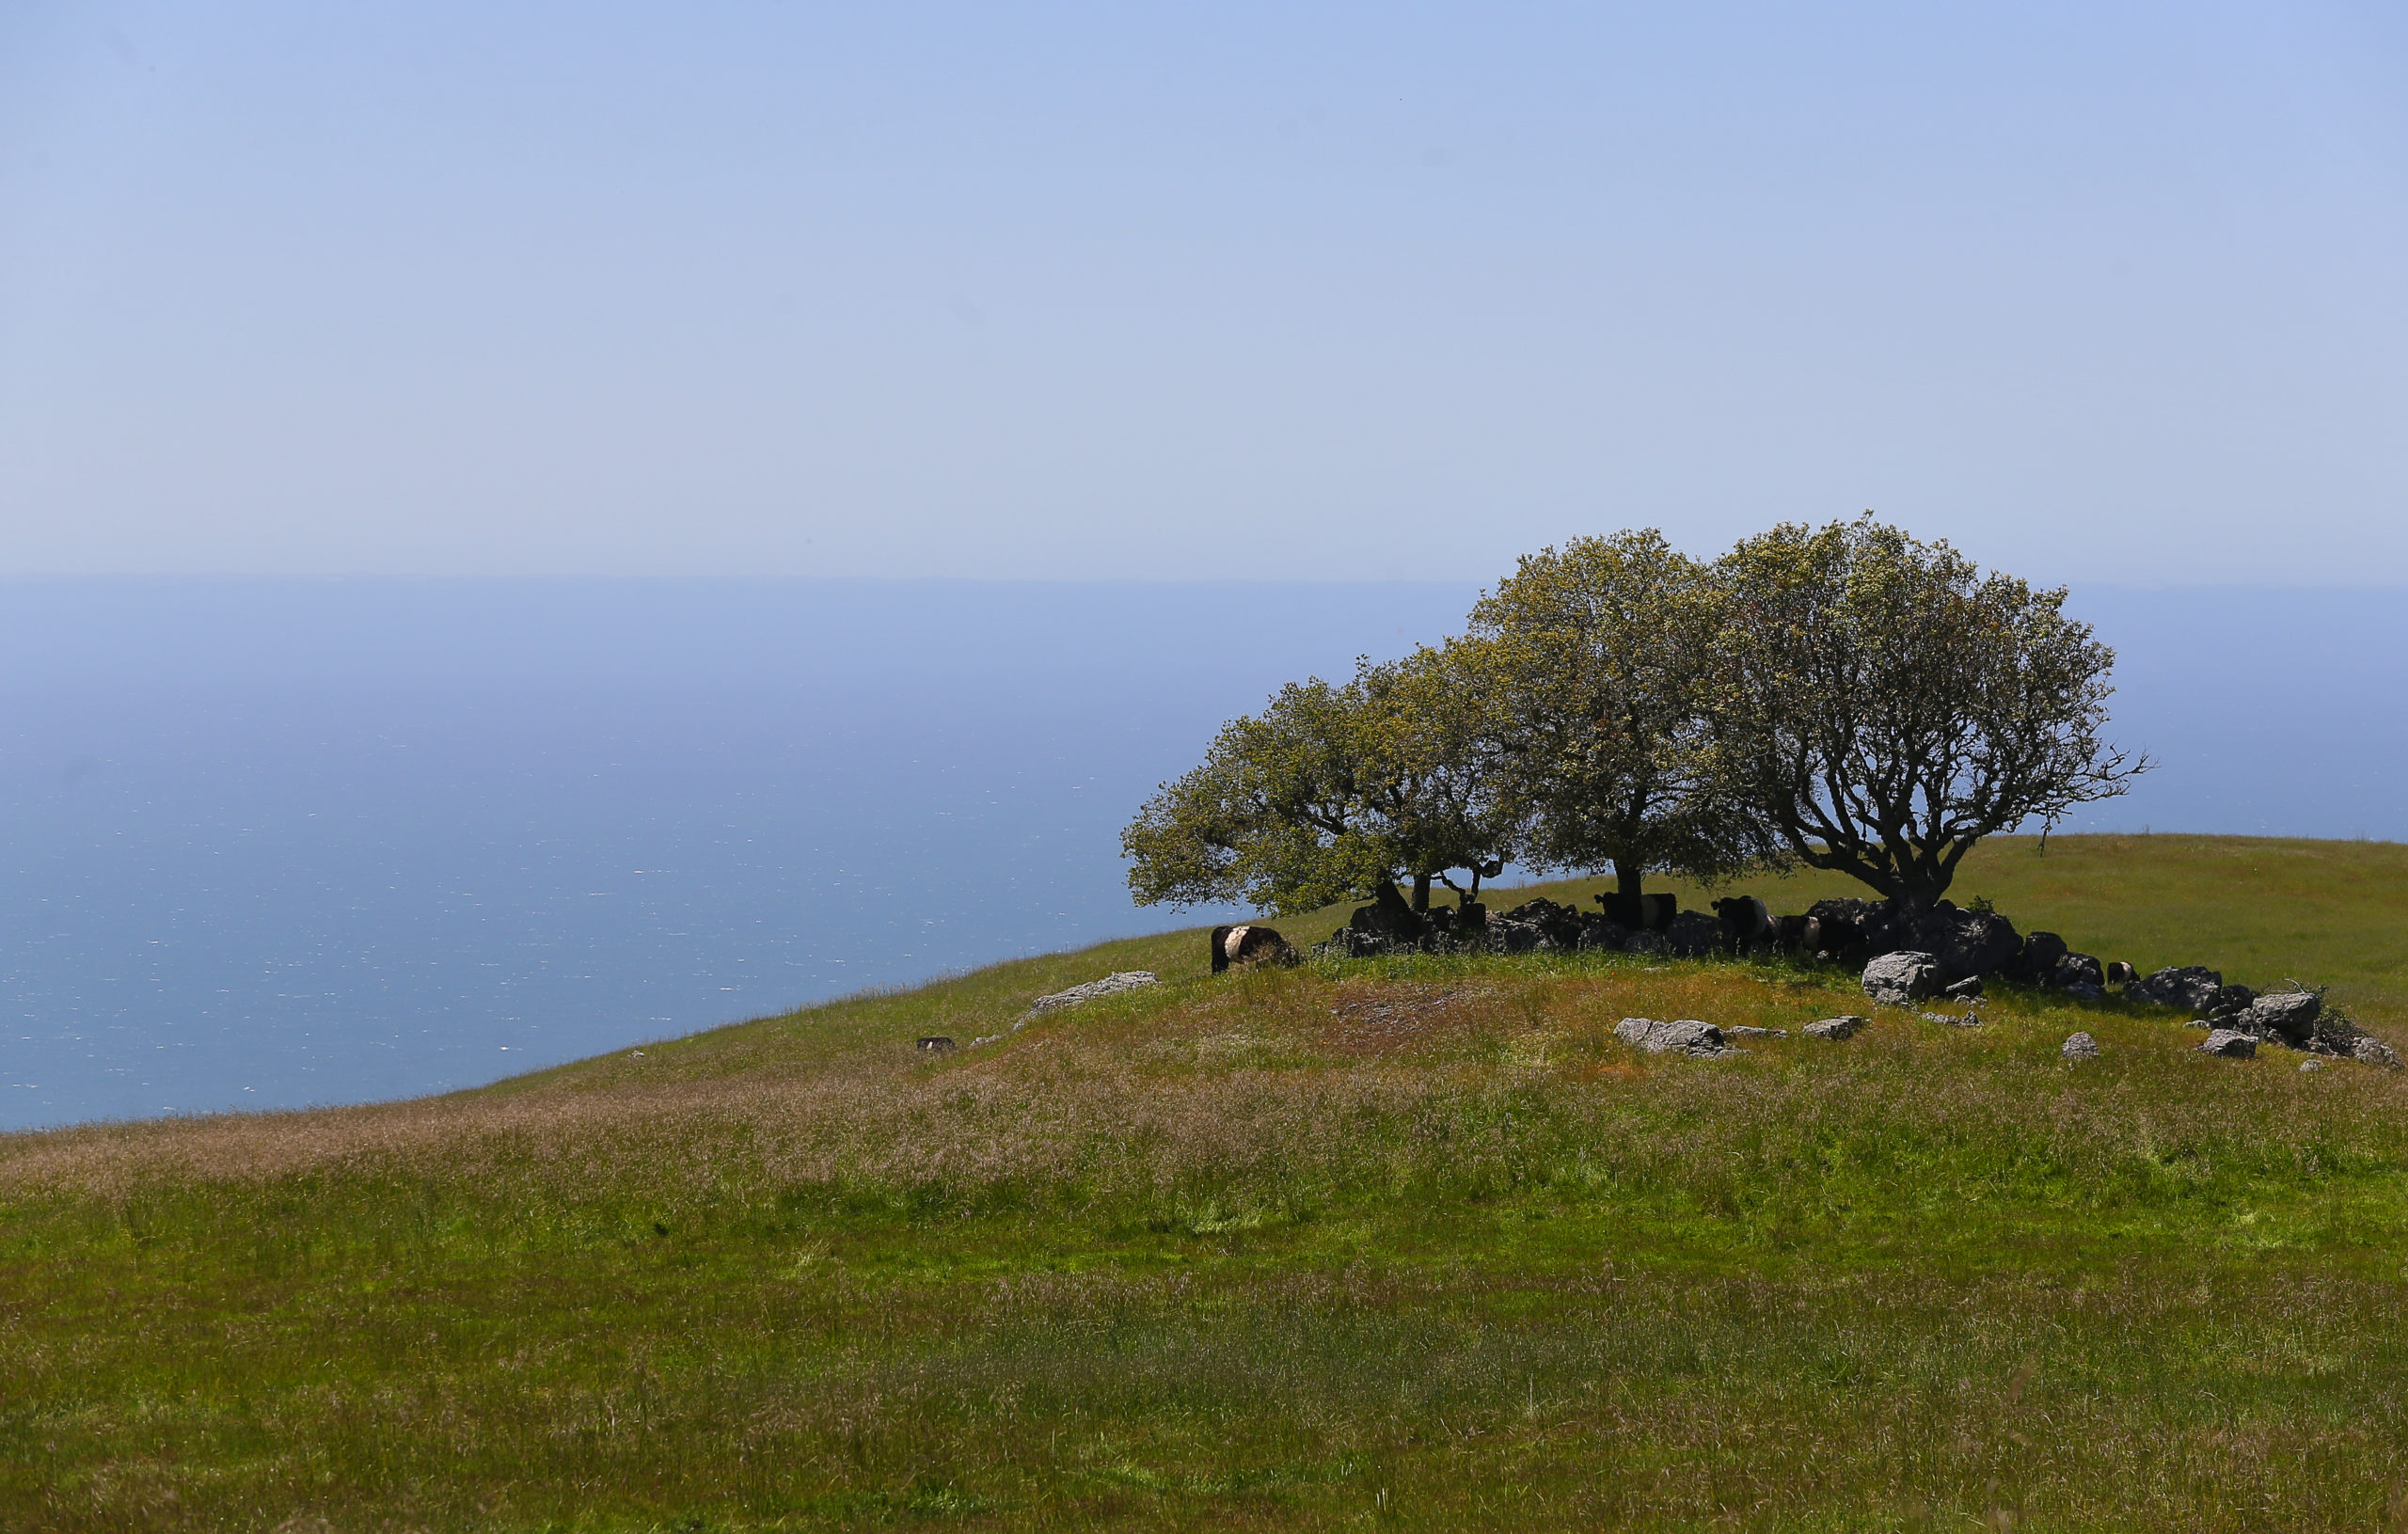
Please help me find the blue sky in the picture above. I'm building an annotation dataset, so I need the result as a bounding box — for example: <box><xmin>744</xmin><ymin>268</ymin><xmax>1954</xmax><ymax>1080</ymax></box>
<box><xmin>4</xmin><ymin>2</ymin><xmax>2403</xmax><ymax>582</ymax></box>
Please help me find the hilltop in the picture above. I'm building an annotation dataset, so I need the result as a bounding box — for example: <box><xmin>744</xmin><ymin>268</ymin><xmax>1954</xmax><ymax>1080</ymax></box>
<box><xmin>5</xmin><ymin>834</ymin><xmax>2407</xmax><ymax>1531</ymax></box>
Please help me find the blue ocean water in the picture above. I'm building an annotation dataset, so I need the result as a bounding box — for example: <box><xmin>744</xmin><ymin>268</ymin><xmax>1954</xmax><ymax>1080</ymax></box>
<box><xmin>0</xmin><ymin>579</ymin><xmax>2399</xmax><ymax>1131</ymax></box>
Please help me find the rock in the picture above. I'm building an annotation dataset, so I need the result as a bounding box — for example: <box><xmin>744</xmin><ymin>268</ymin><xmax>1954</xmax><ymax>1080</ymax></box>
<box><xmin>2183</xmin><ymin>1018</ymin><xmax>2211</xmax><ymax>1029</ymax></box>
<box><xmin>1861</xmin><ymin>951</ymin><xmax>1944</xmax><ymax>1007</ymax></box>
<box><xmin>1943</xmin><ymin>976</ymin><xmax>1985</xmax><ymax>1001</ymax></box>
<box><xmin>1724</xmin><ymin>1024</ymin><xmax>1788</xmax><ymax>1038</ymax></box>
<box><xmin>2061</xmin><ymin>1031</ymin><xmax>2100</xmax><ymax>1060</ymax></box>
<box><xmin>1576</xmin><ymin>915</ymin><xmax>1631</xmax><ymax>952</ymax></box>
<box><xmin>916</xmin><ymin>1036</ymin><xmax>957</xmax><ymax>1052</ymax></box>
<box><xmin>970</xmin><ymin>1034</ymin><xmax>1001</xmax><ymax>1047</ymax></box>
<box><xmin>1664</xmin><ymin>909</ymin><xmax>1724</xmax><ymax>957</ymax></box>
<box><xmin>1866</xmin><ymin>902</ymin><xmax>2023</xmax><ymax>983</ymax></box>
<box><xmin>1622</xmin><ymin>928</ymin><xmax>1671</xmax><ymax>957</ymax></box>
<box><xmin>2013</xmin><ymin>931</ymin><xmax>2069</xmax><ymax>982</ymax></box>
<box><xmin>2062</xmin><ymin>981</ymin><xmax>2105</xmax><ymax>1003</ymax></box>
<box><xmin>2194</xmin><ymin>1028</ymin><xmax>2258</xmax><ymax>1059</ymax></box>
<box><xmin>1323</xmin><ymin>927</ymin><xmax>1387</xmax><ymax>959</ymax></box>
<box><xmin>2207</xmin><ymin>983</ymin><xmax>2255</xmax><ymax>1019</ymax></box>
<box><xmin>1212</xmin><ymin>924</ymin><xmax>1291</xmax><ymax>972</ymax></box>
<box><xmin>2126</xmin><ymin>965</ymin><xmax>2226</xmax><ymax>1010</ymax></box>
<box><xmin>2352</xmin><ymin>1036</ymin><xmax>2403</xmax><ymax>1071</ymax></box>
<box><xmin>2300</xmin><ymin>1057</ymin><xmax>2325</xmax><ymax>1072</ymax></box>
<box><xmin>2105</xmin><ymin>960</ymin><xmax>2138</xmax><ymax>985</ymax></box>
<box><xmin>1803</xmin><ymin>898</ymin><xmax>1884</xmax><ymax>962</ymax></box>
<box><xmin>2053</xmin><ymin>953</ymin><xmax>2105</xmax><ymax>990</ymax></box>
<box><xmin>1804</xmin><ymin>1015</ymin><xmax>1868</xmax><ymax>1040</ymax></box>
<box><xmin>1493</xmin><ymin>897</ymin><xmax>1586</xmax><ymax>953</ymax></box>
<box><xmin>1613</xmin><ymin>1017</ymin><xmax>1736</xmax><ymax>1057</ymax></box>
<box><xmin>2237</xmin><ymin>989</ymin><xmax>2321</xmax><ymax>1047</ymax></box>
<box><xmin>1021</xmin><ymin>971</ymin><xmax>1161</xmax><ymax>1022</ymax></box>
<box><xmin>1346</xmin><ymin>884</ymin><xmax>1429</xmax><ymax>950</ymax></box>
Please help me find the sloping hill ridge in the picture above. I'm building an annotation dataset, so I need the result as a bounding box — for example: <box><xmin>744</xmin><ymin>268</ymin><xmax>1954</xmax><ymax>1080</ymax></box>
<box><xmin>5</xmin><ymin>834</ymin><xmax>2408</xmax><ymax>1531</ymax></box>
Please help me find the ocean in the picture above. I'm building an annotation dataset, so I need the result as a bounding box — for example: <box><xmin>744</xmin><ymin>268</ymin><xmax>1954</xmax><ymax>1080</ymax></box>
<box><xmin>1</xmin><ymin>578</ymin><xmax>2399</xmax><ymax>1131</ymax></box>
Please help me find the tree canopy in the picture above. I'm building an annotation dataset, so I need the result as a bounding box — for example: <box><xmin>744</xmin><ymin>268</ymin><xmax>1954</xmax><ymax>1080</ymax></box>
<box><xmin>1127</xmin><ymin>514</ymin><xmax>2146</xmax><ymax>920</ymax></box>
<box><xmin>1120</xmin><ymin>644</ymin><xmax>1518</xmax><ymax>916</ymax></box>
<box><xmin>1466</xmin><ymin>530</ymin><xmax>1774</xmax><ymax>909</ymax></box>
<box><xmin>1712</xmin><ymin>514</ymin><xmax>2147</xmax><ymax>909</ymax></box>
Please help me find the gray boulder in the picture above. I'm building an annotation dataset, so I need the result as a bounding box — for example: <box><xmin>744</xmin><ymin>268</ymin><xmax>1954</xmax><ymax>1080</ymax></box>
<box><xmin>2061</xmin><ymin>1031</ymin><xmax>2100</xmax><ymax>1060</ymax></box>
<box><xmin>1724</xmin><ymin>1024</ymin><xmax>1788</xmax><ymax>1038</ymax></box>
<box><xmin>1613</xmin><ymin>1017</ymin><xmax>1736</xmax><ymax>1057</ymax></box>
<box><xmin>2194</xmin><ymin>1028</ymin><xmax>2258</xmax><ymax>1059</ymax></box>
<box><xmin>2053</xmin><ymin>953</ymin><xmax>2105</xmax><ymax>990</ymax></box>
<box><xmin>2062</xmin><ymin>981</ymin><xmax>2106</xmax><ymax>1003</ymax></box>
<box><xmin>1805</xmin><ymin>1015</ymin><xmax>1868</xmax><ymax>1040</ymax></box>
<box><xmin>1576</xmin><ymin>916</ymin><xmax>1632</xmax><ymax>952</ymax></box>
<box><xmin>1346</xmin><ymin>885</ymin><xmax>1429</xmax><ymax>946</ymax></box>
<box><xmin>1493</xmin><ymin>897</ymin><xmax>1586</xmax><ymax>953</ymax></box>
<box><xmin>1664</xmin><ymin>909</ymin><xmax>1725</xmax><ymax>957</ymax></box>
<box><xmin>2208</xmin><ymin>983</ymin><xmax>2255</xmax><ymax>1019</ymax></box>
<box><xmin>1832</xmin><ymin>901</ymin><xmax>2023</xmax><ymax>982</ymax></box>
<box><xmin>2352</xmin><ymin>1036</ymin><xmax>2403</xmax><ymax>1071</ymax></box>
<box><xmin>2237</xmin><ymin>989</ymin><xmax>2321</xmax><ymax>1047</ymax></box>
<box><xmin>2127</xmin><ymin>965</ymin><xmax>2225</xmax><ymax>1010</ymax></box>
<box><xmin>1943</xmin><ymin>976</ymin><xmax>1985</xmax><ymax>1001</ymax></box>
<box><xmin>1861</xmin><ymin>951</ymin><xmax>1944</xmax><ymax>1007</ymax></box>
<box><xmin>2012</xmin><ymin>931</ymin><xmax>2069</xmax><ymax>982</ymax></box>
<box><xmin>1020</xmin><ymin>971</ymin><xmax>1160</xmax><ymax>1023</ymax></box>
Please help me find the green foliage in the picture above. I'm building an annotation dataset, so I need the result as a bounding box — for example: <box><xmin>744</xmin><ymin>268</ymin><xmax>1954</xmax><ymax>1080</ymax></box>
<box><xmin>1122</xmin><ymin>645</ymin><xmax>1516</xmax><ymax>914</ymax></box>
<box><xmin>1714</xmin><ymin>514</ymin><xmax>2147</xmax><ymax>908</ymax></box>
<box><xmin>1133</xmin><ymin>515</ymin><xmax>2147</xmax><ymax>919</ymax></box>
<box><xmin>1467</xmin><ymin>530</ymin><xmax>1773</xmax><ymax>898</ymax></box>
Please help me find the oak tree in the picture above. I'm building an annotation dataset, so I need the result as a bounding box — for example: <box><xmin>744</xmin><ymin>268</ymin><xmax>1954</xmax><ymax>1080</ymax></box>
<box><xmin>1712</xmin><ymin>514</ymin><xmax>2146</xmax><ymax>910</ymax></box>
<box><xmin>1121</xmin><ymin>644</ymin><xmax>1518</xmax><ymax>917</ymax></box>
<box><xmin>1467</xmin><ymin>530</ymin><xmax>1774</xmax><ymax>913</ymax></box>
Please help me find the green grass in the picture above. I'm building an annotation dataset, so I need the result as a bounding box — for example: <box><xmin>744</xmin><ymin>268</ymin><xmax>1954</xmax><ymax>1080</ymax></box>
<box><xmin>6</xmin><ymin>834</ymin><xmax>2408</xmax><ymax>1530</ymax></box>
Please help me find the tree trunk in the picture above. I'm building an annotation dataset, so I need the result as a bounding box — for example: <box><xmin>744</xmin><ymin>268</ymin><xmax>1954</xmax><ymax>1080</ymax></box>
<box><xmin>1895</xmin><ymin>882</ymin><xmax>1947</xmax><ymax>913</ymax></box>
<box><xmin>1411</xmin><ymin>873</ymin><xmax>1432</xmax><ymax>913</ymax></box>
<box><xmin>1617</xmin><ymin>862</ymin><xmax>1645</xmax><ymax>903</ymax></box>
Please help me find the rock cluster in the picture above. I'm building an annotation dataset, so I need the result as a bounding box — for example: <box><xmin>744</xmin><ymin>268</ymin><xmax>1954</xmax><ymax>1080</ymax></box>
<box><xmin>2149</xmin><ymin>979</ymin><xmax>2396</xmax><ymax>1066</ymax></box>
<box><xmin>1293</xmin><ymin>883</ymin><xmax>2399</xmax><ymax>1073</ymax></box>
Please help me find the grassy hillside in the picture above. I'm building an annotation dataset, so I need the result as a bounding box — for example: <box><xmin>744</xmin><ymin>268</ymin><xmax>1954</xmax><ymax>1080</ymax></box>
<box><xmin>5</xmin><ymin>834</ymin><xmax>2407</xmax><ymax>1531</ymax></box>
